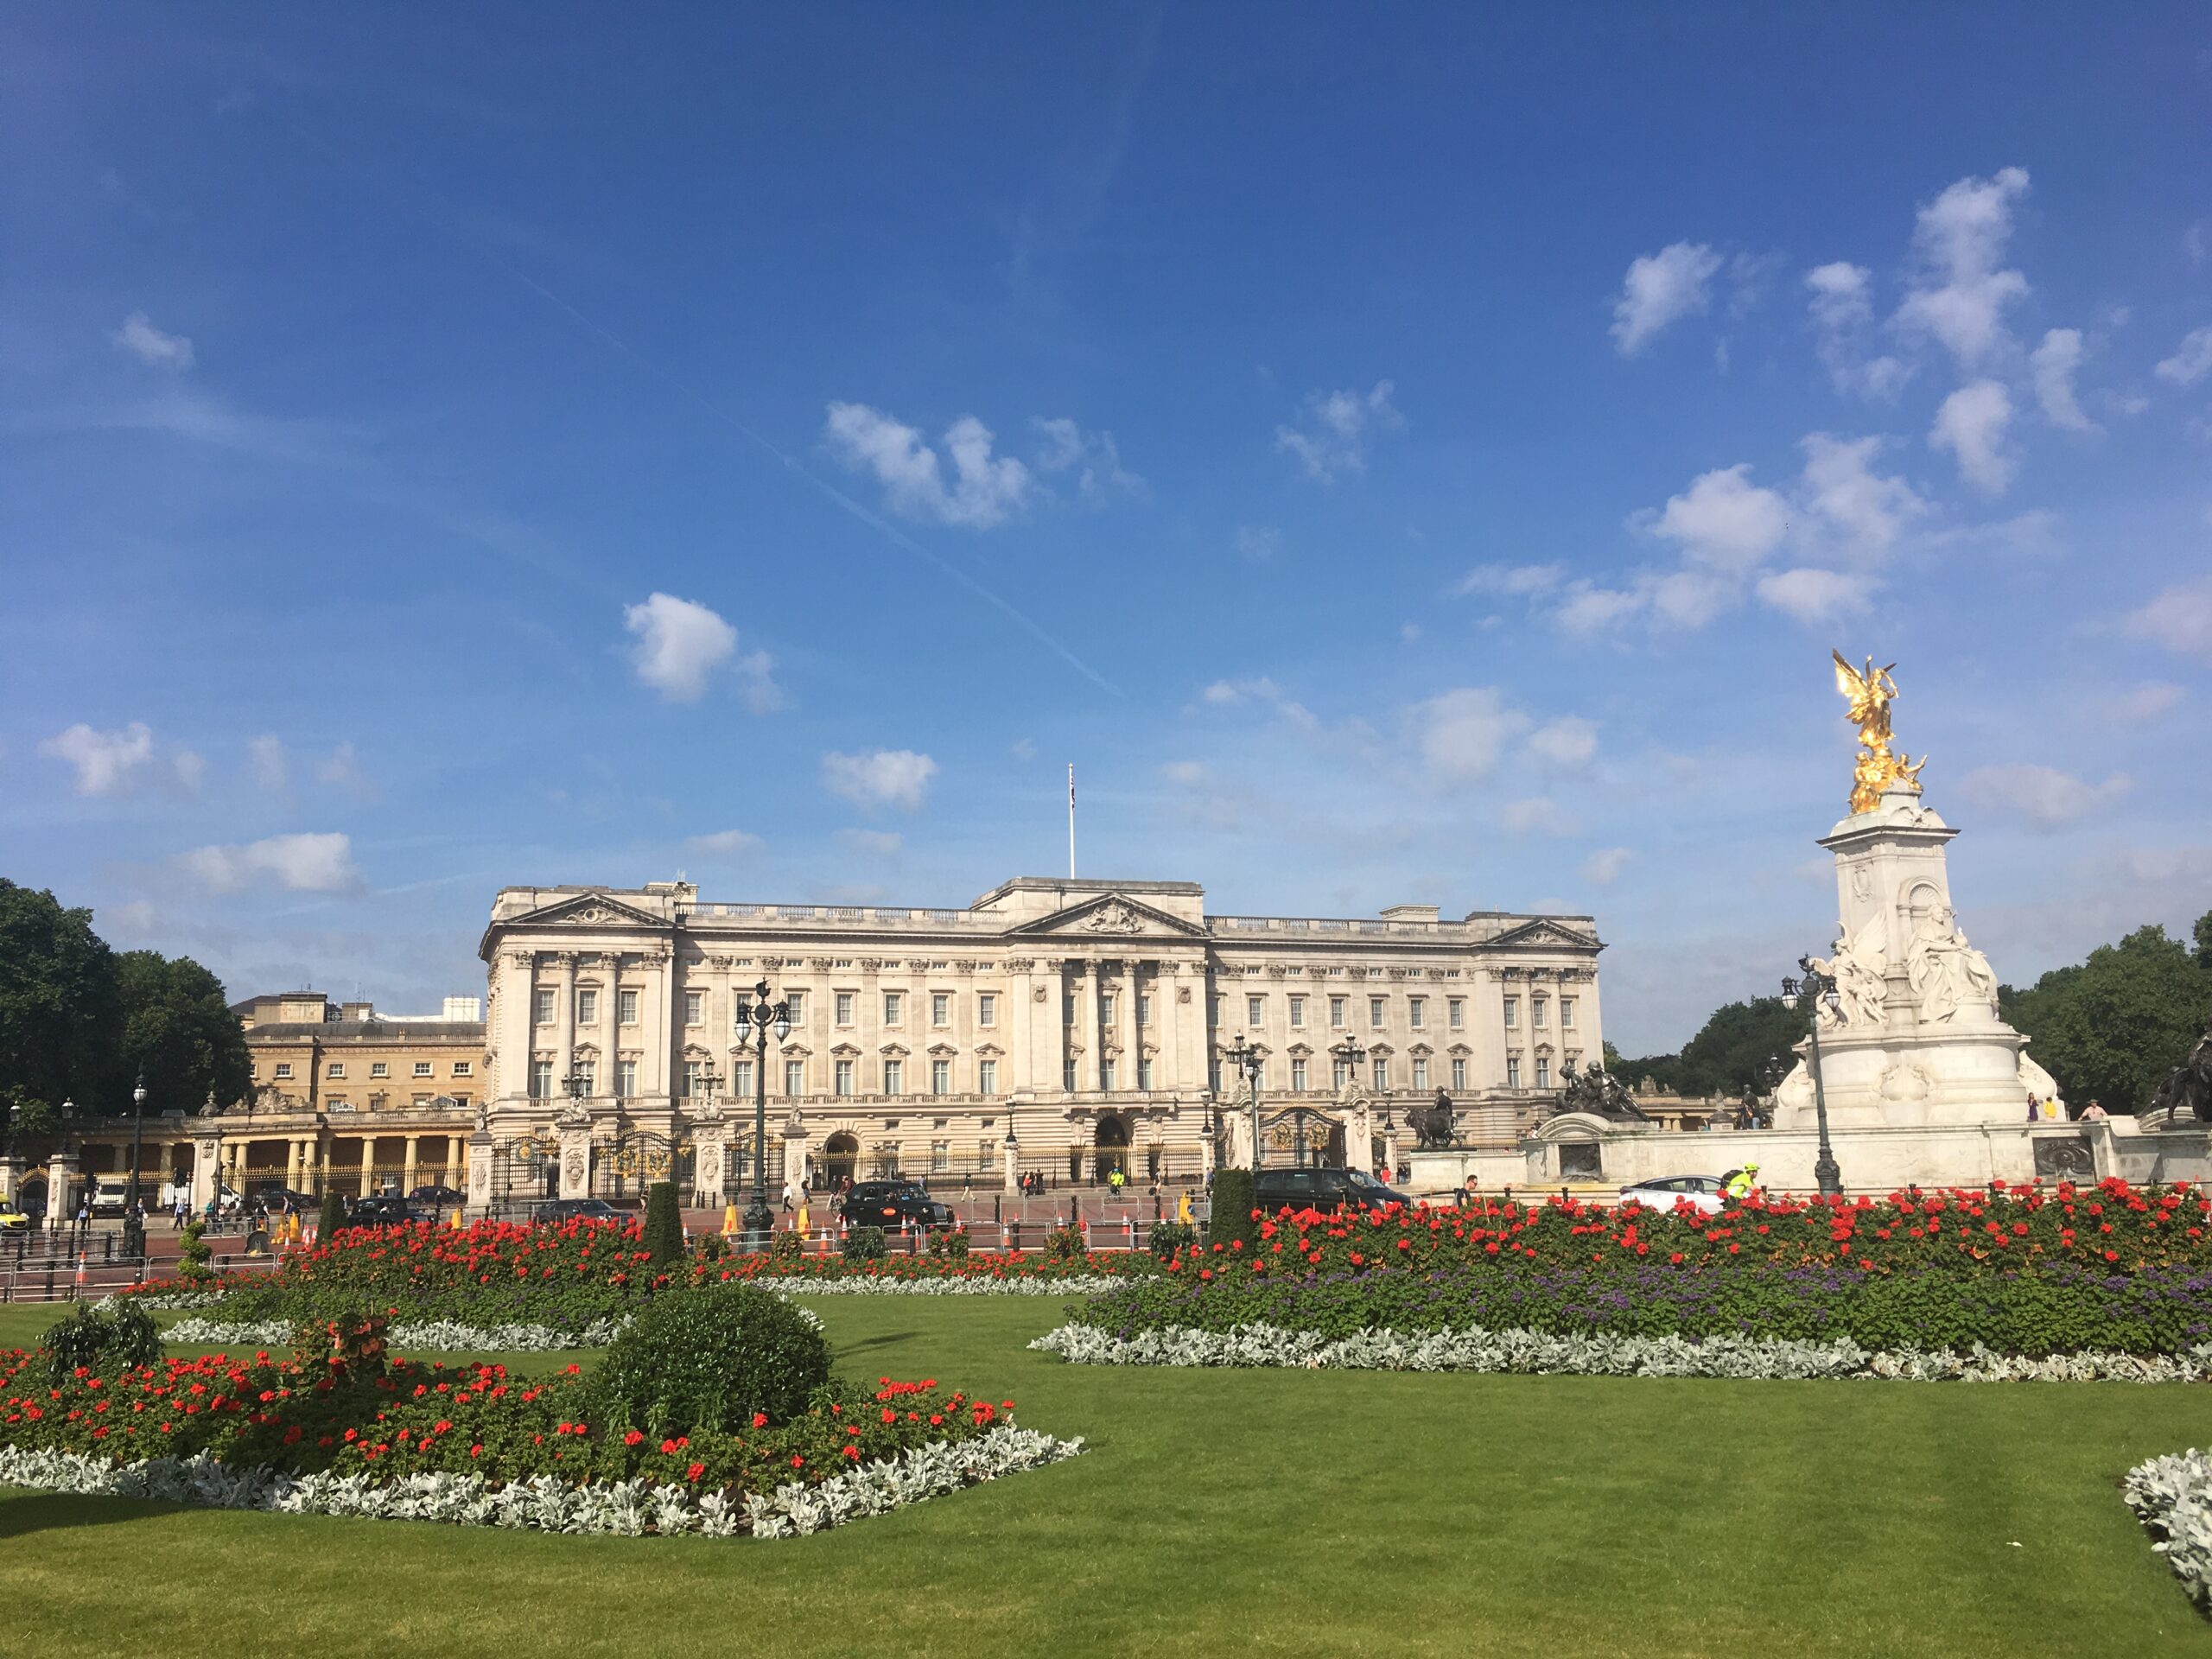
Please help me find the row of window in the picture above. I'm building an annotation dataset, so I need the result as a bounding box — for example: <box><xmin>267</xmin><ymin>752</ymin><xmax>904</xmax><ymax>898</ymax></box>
<box><xmin>1501</xmin><ymin>995</ymin><xmax>1573</xmax><ymax>1030</ymax></box>
<box><xmin>320</xmin><ymin>1094</ymin><xmax>472</xmax><ymax>1112</ymax></box>
<box><xmin>531</xmin><ymin>986</ymin><xmax>1580</xmax><ymax>1037</ymax></box>
<box><xmin>1201</xmin><ymin>1056</ymin><xmax>1470</xmax><ymax>1093</ymax></box>
<box><xmin>261</xmin><ymin>1060</ymin><xmax>472</xmax><ymax>1082</ymax></box>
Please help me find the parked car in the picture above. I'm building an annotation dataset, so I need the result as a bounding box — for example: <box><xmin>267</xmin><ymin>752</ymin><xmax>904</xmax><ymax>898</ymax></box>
<box><xmin>836</xmin><ymin>1180</ymin><xmax>956</xmax><ymax>1230</ymax></box>
<box><xmin>531</xmin><ymin>1197</ymin><xmax>626</xmax><ymax>1225</ymax></box>
<box><xmin>1616</xmin><ymin>1174</ymin><xmax>1727</xmax><ymax>1216</ymax></box>
<box><xmin>1249</xmin><ymin>1166</ymin><xmax>1408</xmax><ymax>1216</ymax></box>
<box><xmin>251</xmin><ymin>1185</ymin><xmax>318</xmax><ymax>1212</ymax></box>
<box><xmin>0</xmin><ymin>1198</ymin><xmax>33</xmax><ymax>1232</ymax></box>
<box><xmin>90</xmin><ymin>1178</ymin><xmax>131</xmax><ymax>1217</ymax></box>
<box><xmin>410</xmin><ymin>1185</ymin><xmax>466</xmax><ymax>1210</ymax></box>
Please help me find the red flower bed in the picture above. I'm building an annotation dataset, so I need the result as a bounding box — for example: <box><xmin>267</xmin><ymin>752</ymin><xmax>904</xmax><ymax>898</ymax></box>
<box><xmin>0</xmin><ymin>1342</ymin><xmax>1014</xmax><ymax>1494</ymax></box>
<box><xmin>1159</xmin><ymin>1178</ymin><xmax>2212</xmax><ymax>1282</ymax></box>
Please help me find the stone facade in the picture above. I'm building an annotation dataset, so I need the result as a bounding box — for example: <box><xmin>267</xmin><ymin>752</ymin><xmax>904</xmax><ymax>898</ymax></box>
<box><xmin>478</xmin><ymin>876</ymin><xmax>1604</xmax><ymax>1196</ymax></box>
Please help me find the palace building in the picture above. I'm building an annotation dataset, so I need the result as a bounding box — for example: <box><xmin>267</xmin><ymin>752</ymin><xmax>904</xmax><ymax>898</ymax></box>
<box><xmin>477</xmin><ymin>875</ymin><xmax>1604</xmax><ymax>1200</ymax></box>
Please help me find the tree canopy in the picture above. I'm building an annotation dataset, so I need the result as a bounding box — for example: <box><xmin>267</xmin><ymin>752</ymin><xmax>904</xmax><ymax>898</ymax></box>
<box><xmin>2002</xmin><ymin>915</ymin><xmax>2212</xmax><ymax>1112</ymax></box>
<box><xmin>1609</xmin><ymin>996</ymin><xmax>1812</xmax><ymax>1098</ymax></box>
<box><xmin>0</xmin><ymin>878</ymin><xmax>250</xmax><ymax>1141</ymax></box>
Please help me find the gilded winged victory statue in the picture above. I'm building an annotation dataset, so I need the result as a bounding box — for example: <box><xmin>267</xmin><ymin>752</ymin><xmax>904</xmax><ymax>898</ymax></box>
<box><xmin>1833</xmin><ymin>650</ymin><xmax>1928</xmax><ymax>814</ymax></box>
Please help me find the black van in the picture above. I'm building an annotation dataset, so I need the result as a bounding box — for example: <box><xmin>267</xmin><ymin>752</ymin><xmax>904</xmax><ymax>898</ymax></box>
<box><xmin>1249</xmin><ymin>1166</ymin><xmax>1408</xmax><ymax>1215</ymax></box>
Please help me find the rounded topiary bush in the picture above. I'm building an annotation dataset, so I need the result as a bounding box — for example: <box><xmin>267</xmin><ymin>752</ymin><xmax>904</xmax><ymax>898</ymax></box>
<box><xmin>842</xmin><ymin>1225</ymin><xmax>887</xmax><ymax>1262</ymax></box>
<box><xmin>590</xmin><ymin>1281</ymin><xmax>831</xmax><ymax>1437</ymax></box>
<box><xmin>642</xmin><ymin>1180</ymin><xmax>683</xmax><ymax>1265</ymax></box>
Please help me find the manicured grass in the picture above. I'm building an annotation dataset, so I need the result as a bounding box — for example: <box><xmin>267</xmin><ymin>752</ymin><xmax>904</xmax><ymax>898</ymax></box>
<box><xmin>3</xmin><ymin>1296</ymin><xmax>2212</xmax><ymax>1655</ymax></box>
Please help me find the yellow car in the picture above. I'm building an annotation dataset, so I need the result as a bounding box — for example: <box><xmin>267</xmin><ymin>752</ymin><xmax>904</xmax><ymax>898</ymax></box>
<box><xmin>0</xmin><ymin>1201</ymin><xmax>32</xmax><ymax>1232</ymax></box>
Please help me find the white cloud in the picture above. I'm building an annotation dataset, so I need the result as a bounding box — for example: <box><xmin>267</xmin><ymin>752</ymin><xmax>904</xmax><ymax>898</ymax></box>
<box><xmin>1796</xmin><ymin>433</ymin><xmax>1926</xmax><ymax>562</ymax></box>
<box><xmin>1498</xmin><ymin>796</ymin><xmax>1576</xmax><ymax>836</ymax></box>
<box><xmin>2030</xmin><ymin>328</ymin><xmax>2096</xmax><ymax>431</ymax></box>
<box><xmin>1198</xmin><ymin>677</ymin><xmax>1317</xmax><ymax>729</ymax></box>
<box><xmin>1009</xmin><ymin>737</ymin><xmax>1037</xmax><ymax>761</ymax></box>
<box><xmin>179</xmin><ymin>831</ymin><xmax>360</xmax><ymax>893</ymax></box>
<box><xmin>173</xmin><ymin>749</ymin><xmax>206</xmax><ymax>791</ymax></box>
<box><xmin>1929</xmin><ymin>380</ymin><xmax>2016</xmax><ymax>494</ymax></box>
<box><xmin>1410</xmin><ymin>689</ymin><xmax>1529</xmax><ymax>784</ymax></box>
<box><xmin>623</xmin><ymin>592</ymin><xmax>740</xmax><ymax>703</ymax></box>
<box><xmin>1581</xmin><ymin>847</ymin><xmax>1634</xmax><ymax>887</ymax></box>
<box><xmin>1894</xmin><ymin>168</ymin><xmax>2031</xmax><ymax>368</ymax></box>
<box><xmin>1756</xmin><ymin>568</ymin><xmax>1867</xmax><ymax>624</ymax></box>
<box><xmin>39</xmin><ymin>721</ymin><xmax>171</xmax><ymax>796</ymax></box>
<box><xmin>2125</xmin><ymin>576</ymin><xmax>2212</xmax><ymax>665</ymax></box>
<box><xmin>2154</xmin><ymin>325</ymin><xmax>2212</xmax><ymax>387</ymax></box>
<box><xmin>1233</xmin><ymin>525</ymin><xmax>1283</xmax><ymax>563</ymax></box>
<box><xmin>1610</xmin><ymin>242</ymin><xmax>1722</xmax><ymax>355</ymax></box>
<box><xmin>823</xmin><ymin>403</ymin><xmax>1031</xmax><ymax>528</ymax></box>
<box><xmin>838</xmin><ymin>829</ymin><xmax>904</xmax><ymax>857</ymax></box>
<box><xmin>1643</xmin><ymin>463</ymin><xmax>1789</xmax><ymax>573</ymax></box>
<box><xmin>1275</xmin><ymin>381</ymin><xmax>1403</xmax><ymax>481</ymax></box>
<box><xmin>822</xmin><ymin>749</ymin><xmax>937</xmax><ymax>811</ymax></box>
<box><xmin>248</xmin><ymin>734</ymin><xmax>286</xmax><ymax>791</ymax></box>
<box><xmin>685</xmin><ymin>829</ymin><xmax>762</xmax><ymax>858</ymax></box>
<box><xmin>1805</xmin><ymin>263</ymin><xmax>1912</xmax><ymax>398</ymax></box>
<box><xmin>1160</xmin><ymin>760</ymin><xmax>1208</xmax><ymax>786</ymax></box>
<box><xmin>2101</xmin><ymin>682</ymin><xmax>2184</xmax><ymax>724</ymax></box>
<box><xmin>1959</xmin><ymin>764</ymin><xmax>2131</xmax><ymax>830</ymax></box>
<box><xmin>1553</xmin><ymin>581</ymin><xmax>1646</xmax><ymax>634</ymax></box>
<box><xmin>315</xmin><ymin>741</ymin><xmax>368</xmax><ymax>791</ymax></box>
<box><xmin>111</xmin><ymin>311</ymin><xmax>194</xmax><ymax>371</ymax></box>
<box><xmin>1525</xmin><ymin>716</ymin><xmax>1598</xmax><ymax>767</ymax></box>
<box><xmin>1455</xmin><ymin>563</ymin><xmax>1561</xmax><ymax>597</ymax></box>
<box><xmin>1033</xmin><ymin>417</ymin><xmax>1146</xmax><ymax>504</ymax></box>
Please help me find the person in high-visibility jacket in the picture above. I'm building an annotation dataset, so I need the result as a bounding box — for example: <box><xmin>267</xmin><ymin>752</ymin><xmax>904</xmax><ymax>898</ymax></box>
<box><xmin>1176</xmin><ymin>1189</ymin><xmax>1193</xmax><ymax>1226</ymax></box>
<box><xmin>1722</xmin><ymin>1163</ymin><xmax>1758</xmax><ymax>1199</ymax></box>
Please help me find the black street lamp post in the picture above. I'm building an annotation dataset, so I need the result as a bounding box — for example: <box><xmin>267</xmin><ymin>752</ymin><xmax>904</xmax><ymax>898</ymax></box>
<box><xmin>732</xmin><ymin>979</ymin><xmax>791</xmax><ymax>1248</ymax></box>
<box><xmin>1783</xmin><ymin>957</ymin><xmax>1844</xmax><ymax>1197</ymax></box>
<box><xmin>126</xmin><ymin>1071</ymin><xmax>147</xmax><ymax>1207</ymax></box>
<box><xmin>1224</xmin><ymin>1035</ymin><xmax>1263</xmax><ymax>1171</ymax></box>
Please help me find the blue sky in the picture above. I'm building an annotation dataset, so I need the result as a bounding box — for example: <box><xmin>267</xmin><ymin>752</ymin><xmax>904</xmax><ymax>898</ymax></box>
<box><xmin>3</xmin><ymin>5</ymin><xmax>2209</xmax><ymax>1053</ymax></box>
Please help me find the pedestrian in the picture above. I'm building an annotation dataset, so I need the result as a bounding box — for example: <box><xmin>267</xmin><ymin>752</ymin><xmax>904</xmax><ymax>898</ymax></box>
<box><xmin>2024</xmin><ymin>1090</ymin><xmax>2039</xmax><ymax>1123</ymax></box>
<box><xmin>780</xmin><ymin>1176</ymin><xmax>797</xmax><ymax>1213</ymax></box>
<box><xmin>2082</xmin><ymin>1099</ymin><xmax>2108</xmax><ymax>1122</ymax></box>
<box><xmin>1176</xmin><ymin>1188</ymin><xmax>1193</xmax><ymax>1226</ymax></box>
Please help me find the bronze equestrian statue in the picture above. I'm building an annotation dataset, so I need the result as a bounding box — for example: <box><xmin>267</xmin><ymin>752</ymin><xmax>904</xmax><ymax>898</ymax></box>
<box><xmin>2149</xmin><ymin>1014</ymin><xmax>2212</xmax><ymax>1124</ymax></box>
<box><xmin>1408</xmin><ymin>1089</ymin><xmax>1457</xmax><ymax>1149</ymax></box>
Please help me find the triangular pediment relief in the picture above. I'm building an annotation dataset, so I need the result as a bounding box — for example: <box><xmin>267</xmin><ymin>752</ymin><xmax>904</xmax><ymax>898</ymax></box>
<box><xmin>878</xmin><ymin>1042</ymin><xmax>911</xmax><ymax>1058</ymax></box>
<box><xmin>779</xmin><ymin>1043</ymin><xmax>814</xmax><ymax>1059</ymax></box>
<box><xmin>1490</xmin><ymin>918</ymin><xmax>1600</xmax><ymax>952</ymax></box>
<box><xmin>974</xmin><ymin>1042</ymin><xmax>1004</xmax><ymax>1058</ymax></box>
<box><xmin>506</xmin><ymin>892</ymin><xmax>671</xmax><ymax>933</ymax></box>
<box><xmin>927</xmin><ymin>1041</ymin><xmax>958</xmax><ymax>1057</ymax></box>
<box><xmin>830</xmin><ymin>1041</ymin><xmax>861</xmax><ymax>1057</ymax></box>
<box><xmin>1010</xmin><ymin>893</ymin><xmax>1207</xmax><ymax>940</ymax></box>
<box><xmin>1408</xmin><ymin>1042</ymin><xmax>1433</xmax><ymax>1057</ymax></box>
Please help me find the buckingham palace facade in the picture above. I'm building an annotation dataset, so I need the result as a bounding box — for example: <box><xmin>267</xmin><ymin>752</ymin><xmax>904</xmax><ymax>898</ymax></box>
<box><xmin>475</xmin><ymin>875</ymin><xmax>1603</xmax><ymax>1201</ymax></box>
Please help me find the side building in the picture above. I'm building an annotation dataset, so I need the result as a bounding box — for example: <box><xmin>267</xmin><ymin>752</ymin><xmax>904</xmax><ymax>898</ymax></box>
<box><xmin>478</xmin><ymin>876</ymin><xmax>1602</xmax><ymax>1202</ymax></box>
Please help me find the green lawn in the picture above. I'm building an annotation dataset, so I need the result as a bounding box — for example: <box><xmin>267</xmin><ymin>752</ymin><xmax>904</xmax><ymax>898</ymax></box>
<box><xmin>3</xmin><ymin>1297</ymin><xmax>2211</xmax><ymax>1656</ymax></box>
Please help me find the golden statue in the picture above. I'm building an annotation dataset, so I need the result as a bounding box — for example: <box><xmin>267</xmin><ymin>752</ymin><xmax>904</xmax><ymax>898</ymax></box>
<box><xmin>1832</xmin><ymin>650</ymin><xmax>1927</xmax><ymax>814</ymax></box>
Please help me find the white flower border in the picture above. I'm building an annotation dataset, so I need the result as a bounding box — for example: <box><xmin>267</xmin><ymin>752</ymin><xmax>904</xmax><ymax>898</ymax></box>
<box><xmin>162</xmin><ymin>1306</ymin><xmax>832</xmax><ymax>1355</ymax></box>
<box><xmin>0</xmin><ymin>1424</ymin><xmax>1082</xmax><ymax>1540</ymax></box>
<box><xmin>745</xmin><ymin>1274</ymin><xmax>1124</xmax><ymax>1297</ymax></box>
<box><xmin>2126</xmin><ymin>1448</ymin><xmax>2212</xmax><ymax>1612</ymax></box>
<box><xmin>1031</xmin><ymin>1321</ymin><xmax>2212</xmax><ymax>1383</ymax></box>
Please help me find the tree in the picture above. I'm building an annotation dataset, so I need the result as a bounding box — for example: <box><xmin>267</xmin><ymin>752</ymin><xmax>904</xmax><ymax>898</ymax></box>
<box><xmin>2007</xmin><ymin>921</ymin><xmax>2212</xmax><ymax>1111</ymax></box>
<box><xmin>1671</xmin><ymin>996</ymin><xmax>1811</xmax><ymax>1098</ymax></box>
<box><xmin>2196</xmin><ymin>909</ymin><xmax>2212</xmax><ymax>973</ymax></box>
<box><xmin>642</xmin><ymin>1180</ymin><xmax>683</xmax><ymax>1265</ymax></box>
<box><xmin>114</xmin><ymin>950</ymin><xmax>251</xmax><ymax>1116</ymax></box>
<box><xmin>0</xmin><ymin>880</ymin><xmax>118</xmax><ymax>1140</ymax></box>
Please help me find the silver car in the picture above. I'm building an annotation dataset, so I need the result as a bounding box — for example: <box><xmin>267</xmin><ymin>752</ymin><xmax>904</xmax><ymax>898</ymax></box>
<box><xmin>1616</xmin><ymin>1174</ymin><xmax>1726</xmax><ymax>1215</ymax></box>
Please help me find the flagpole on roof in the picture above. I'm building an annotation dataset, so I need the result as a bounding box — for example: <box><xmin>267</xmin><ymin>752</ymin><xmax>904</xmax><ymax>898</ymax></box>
<box><xmin>1067</xmin><ymin>763</ymin><xmax>1077</xmax><ymax>880</ymax></box>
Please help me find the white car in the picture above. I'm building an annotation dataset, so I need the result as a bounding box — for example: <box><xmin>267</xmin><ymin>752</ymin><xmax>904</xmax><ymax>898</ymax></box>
<box><xmin>1616</xmin><ymin>1175</ymin><xmax>1727</xmax><ymax>1216</ymax></box>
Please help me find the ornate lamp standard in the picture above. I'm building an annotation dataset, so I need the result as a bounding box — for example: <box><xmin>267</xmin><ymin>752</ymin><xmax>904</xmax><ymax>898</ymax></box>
<box><xmin>1783</xmin><ymin>957</ymin><xmax>1844</xmax><ymax>1197</ymax></box>
<box><xmin>1224</xmin><ymin>1036</ymin><xmax>1264</xmax><ymax>1171</ymax></box>
<box><xmin>125</xmin><ymin>1070</ymin><xmax>148</xmax><ymax>1208</ymax></box>
<box><xmin>732</xmin><ymin>979</ymin><xmax>791</xmax><ymax>1247</ymax></box>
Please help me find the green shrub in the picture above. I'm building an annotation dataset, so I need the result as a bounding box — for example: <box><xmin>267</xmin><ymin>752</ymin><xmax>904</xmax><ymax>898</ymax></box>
<box><xmin>1044</xmin><ymin>1224</ymin><xmax>1085</xmax><ymax>1262</ymax></box>
<box><xmin>1206</xmin><ymin>1169</ymin><xmax>1258</xmax><ymax>1253</ymax></box>
<box><xmin>697</xmin><ymin>1230</ymin><xmax>728</xmax><ymax>1262</ymax></box>
<box><xmin>177</xmin><ymin>1219</ymin><xmax>213</xmax><ymax>1284</ymax></box>
<box><xmin>589</xmin><ymin>1280</ymin><xmax>832</xmax><ymax>1436</ymax></box>
<box><xmin>842</xmin><ymin>1225</ymin><xmax>887</xmax><ymax>1262</ymax></box>
<box><xmin>44</xmin><ymin>1300</ymin><xmax>161</xmax><ymax>1386</ymax></box>
<box><xmin>926</xmin><ymin>1227</ymin><xmax>971</xmax><ymax>1260</ymax></box>
<box><xmin>316</xmin><ymin>1190</ymin><xmax>347</xmax><ymax>1243</ymax></box>
<box><xmin>769</xmin><ymin>1228</ymin><xmax>804</xmax><ymax>1264</ymax></box>
<box><xmin>1149</xmin><ymin>1220</ymin><xmax>1196</xmax><ymax>1262</ymax></box>
<box><xmin>643</xmin><ymin>1180</ymin><xmax>683</xmax><ymax>1265</ymax></box>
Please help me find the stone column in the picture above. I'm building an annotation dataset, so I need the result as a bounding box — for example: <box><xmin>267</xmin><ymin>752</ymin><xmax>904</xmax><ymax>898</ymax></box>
<box><xmin>557</xmin><ymin>954</ymin><xmax>578</xmax><ymax>1096</ymax></box>
<box><xmin>444</xmin><ymin>1136</ymin><xmax>462</xmax><ymax>1190</ymax></box>
<box><xmin>191</xmin><ymin>1132</ymin><xmax>219</xmax><ymax>1211</ymax></box>
<box><xmin>694</xmin><ymin>1123</ymin><xmax>727</xmax><ymax>1207</ymax></box>
<box><xmin>1075</xmin><ymin>958</ymin><xmax>1101</xmax><ymax>1094</ymax></box>
<box><xmin>780</xmin><ymin>1118</ymin><xmax>810</xmax><ymax>1196</ymax></box>
<box><xmin>466</xmin><ymin>1128</ymin><xmax>496</xmax><ymax>1217</ymax></box>
<box><xmin>48</xmin><ymin>1147</ymin><xmax>78</xmax><ymax>1232</ymax></box>
<box><xmin>1002</xmin><ymin>1133</ymin><xmax>1020</xmax><ymax>1195</ymax></box>
<box><xmin>0</xmin><ymin>1150</ymin><xmax>20</xmax><ymax>1206</ymax></box>
<box><xmin>357</xmin><ymin>1137</ymin><xmax>377</xmax><ymax>1198</ymax></box>
<box><xmin>403</xmin><ymin>1135</ymin><xmax>420</xmax><ymax>1195</ymax></box>
<box><xmin>558</xmin><ymin>1119</ymin><xmax>594</xmax><ymax>1199</ymax></box>
<box><xmin>318</xmin><ymin>1134</ymin><xmax>334</xmax><ymax>1197</ymax></box>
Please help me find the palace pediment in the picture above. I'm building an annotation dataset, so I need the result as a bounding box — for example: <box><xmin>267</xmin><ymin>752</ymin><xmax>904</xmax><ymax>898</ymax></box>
<box><xmin>1489</xmin><ymin>918</ymin><xmax>1601</xmax><ymax>952</ymax></box>
<box><xmin>1009</xmin><ymin>893</ymin><xmax>1208</xmax><ymax>940</ymax></box>
<box><xmin>495</xmin><ymin>890</ymin><xmax>671</xmax><ymax>936</ymax></box>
